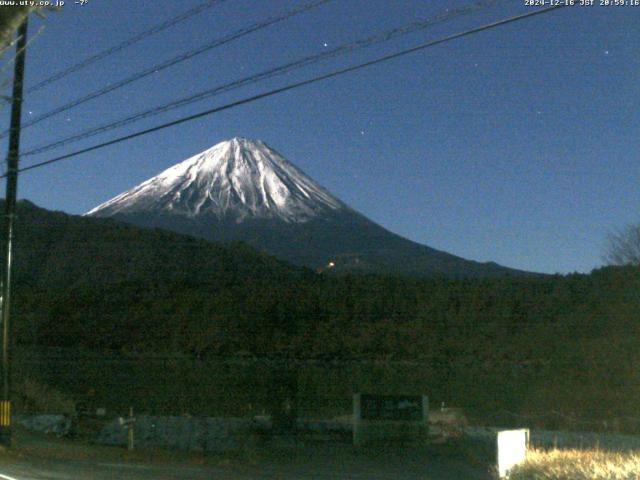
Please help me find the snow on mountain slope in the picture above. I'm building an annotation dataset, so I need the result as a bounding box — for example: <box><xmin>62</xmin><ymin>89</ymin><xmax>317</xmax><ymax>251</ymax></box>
<box><xmin>86</xmin><ymin>137</ymin><xmax>345</xmax><ymax>223</ymax></box>
<box><xmin>86</xmin><ymin>137</ymin><xmax>533</xmax><ymax>278</ymax></box>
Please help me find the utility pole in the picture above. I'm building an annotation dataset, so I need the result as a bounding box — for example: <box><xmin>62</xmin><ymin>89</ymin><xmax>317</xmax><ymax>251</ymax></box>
<box><xmin>0</xmin><ymin>17</ymin><xmax>28</xmax><ymax>448</ymax></box>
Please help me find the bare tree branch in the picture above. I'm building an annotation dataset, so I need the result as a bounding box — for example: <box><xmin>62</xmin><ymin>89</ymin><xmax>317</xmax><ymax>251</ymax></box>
<box><xmin>604</xmin><ymin>225</ymin><xmax>640</xmax><ymax>266</ymax></box>
<box><xmin>0</xmin><ymin>7</ymin><xmax>33</xmax><ymax>53</ymax></box>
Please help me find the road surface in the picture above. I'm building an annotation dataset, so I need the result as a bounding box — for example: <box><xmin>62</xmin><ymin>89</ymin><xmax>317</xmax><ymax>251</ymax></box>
<box><xmin>0</xmin><ymin>443</ymin><xmax>493</xmax><ymax>479</ymax></box>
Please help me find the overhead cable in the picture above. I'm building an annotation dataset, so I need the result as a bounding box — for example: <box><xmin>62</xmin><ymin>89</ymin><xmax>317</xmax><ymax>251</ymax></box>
<box><xmin>9</xmin><ymin>5</ymin><xmax>567</xmax><ymax>178</ymax></box>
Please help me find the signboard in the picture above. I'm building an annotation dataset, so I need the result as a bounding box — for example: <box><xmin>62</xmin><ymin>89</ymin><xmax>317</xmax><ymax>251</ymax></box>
<box><xmin>360</xmin><ymin>394</ymin><xmax>424</xmax><ymax>421</ymax></box>
<box><xmin>497</xmin><ymin>429</ymin><xmax>529</xmax><ymax>478</ymax></box>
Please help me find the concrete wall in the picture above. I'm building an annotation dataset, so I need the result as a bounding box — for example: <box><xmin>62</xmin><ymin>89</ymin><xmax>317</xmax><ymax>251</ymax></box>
<box><xmin>96</xmin><ymin>416</ymin><xmax>259</xmax><ymax>453</ymax></box>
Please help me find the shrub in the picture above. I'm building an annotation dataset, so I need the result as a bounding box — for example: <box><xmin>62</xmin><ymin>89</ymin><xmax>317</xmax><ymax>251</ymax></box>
<box><xmin>15</xmin><ymin>378</ymin><xmax>76</xmax><ymax>415</ymax></box>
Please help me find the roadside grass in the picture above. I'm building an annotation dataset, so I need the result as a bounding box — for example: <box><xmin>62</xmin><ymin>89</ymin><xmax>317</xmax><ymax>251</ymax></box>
<box><xmin>509</xmin><ymin>448</ymin><xmax>640</xmax><ymax>480</ymax></box>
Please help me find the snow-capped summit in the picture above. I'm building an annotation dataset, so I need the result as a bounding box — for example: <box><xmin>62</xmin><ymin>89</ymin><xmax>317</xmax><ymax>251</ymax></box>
<box><xmin>87</xmin><ymin>137</ymin><xmax>530</xmax><ymax>278</ymax></box>
<box><xmin>86</xmin><ymin>137</ymin><xmax>345</xmax><ymax>223</ymax></box>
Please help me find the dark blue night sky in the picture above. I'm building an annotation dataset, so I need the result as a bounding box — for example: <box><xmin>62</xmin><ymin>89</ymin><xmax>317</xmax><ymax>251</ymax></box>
<box><xmin>2</xmin><ymin>0</ymin><xmax>638</xmax><ymax>274</ymax></box>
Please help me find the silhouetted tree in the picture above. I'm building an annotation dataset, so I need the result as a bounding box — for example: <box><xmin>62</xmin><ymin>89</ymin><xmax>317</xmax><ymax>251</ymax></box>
<box><xmin>605</xmin><ymin>224</ymin><xmax>640</xmax><ymax>266</ymax></box>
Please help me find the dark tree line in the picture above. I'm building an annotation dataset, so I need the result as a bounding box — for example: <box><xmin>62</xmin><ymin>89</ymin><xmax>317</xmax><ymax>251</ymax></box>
<box><xmin>6</xmin><ymin>200</ymin><xmax>640</xmax><ymax>425</ymax></box>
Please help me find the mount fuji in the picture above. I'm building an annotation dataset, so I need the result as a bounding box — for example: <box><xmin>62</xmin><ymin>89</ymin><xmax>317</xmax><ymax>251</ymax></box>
<box><xmin>86</xmin><ymin>137</ymin><xmax>528</xmax><ymax>278</ymax></box>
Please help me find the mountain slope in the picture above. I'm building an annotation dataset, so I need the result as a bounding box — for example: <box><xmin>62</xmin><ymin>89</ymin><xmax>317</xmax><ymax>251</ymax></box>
<box><xmin>86</xmin><ymin>137</ymin><xmax>344</xmax><ymax>223</ymax></box>
<box><xmin>87</xmin><ymin>137</ymin><xmax>532</xmax><ymax>278</ymax></box>
<box><xmin>8</xmin><ymin>200</ymin><xmax>306</xmax><ymax>290</ymax></box>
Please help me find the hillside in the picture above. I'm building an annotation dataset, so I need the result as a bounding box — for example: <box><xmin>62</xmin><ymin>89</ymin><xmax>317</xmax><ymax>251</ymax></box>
<box><xmin>10</xmin><ymin>199</ymin><xmax>306</xmax><ymax>289</ymax></box>
<box><xmin>4</xmin><ymin>200</ymin><xmax>640</xmax><ymax>427</ymax></box>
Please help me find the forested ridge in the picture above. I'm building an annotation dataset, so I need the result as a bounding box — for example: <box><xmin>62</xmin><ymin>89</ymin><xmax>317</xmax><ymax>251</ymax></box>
<box><xmin>7</xmin><ymin>200</ymin><xmax>640</xmax><ymax>424</ymax></box>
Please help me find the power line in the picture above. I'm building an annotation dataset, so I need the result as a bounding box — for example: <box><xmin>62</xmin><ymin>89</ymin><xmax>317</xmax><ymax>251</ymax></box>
<box><xmin>24</xmin><ymin>0</ymin><xmax>225</xmax><ymax>95</ymax></box>
<box><xmin>1</xmin><ymin>0</ymin><xmax>332</xmax><ymax>140</ymax></box>
<box><xmin>23</xmin><ymin>0</ymin><xmax>506</xmax><ymax>157</ymax></box>
<box><xmin>0</xmin><ymin>25</ymin><xmax>44</xmax><ymax>81</ymax></box>
<box><xmin>8</xmin><ymin>5</ymin><xmax>567</xmax><ymax>179</ymax></box>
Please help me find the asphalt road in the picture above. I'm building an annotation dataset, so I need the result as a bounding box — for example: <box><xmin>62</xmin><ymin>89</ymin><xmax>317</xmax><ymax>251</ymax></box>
<box><xmin>0</xmin><ymin>444</ymin><xmax>494</xmax><ymax>480</ymax></box>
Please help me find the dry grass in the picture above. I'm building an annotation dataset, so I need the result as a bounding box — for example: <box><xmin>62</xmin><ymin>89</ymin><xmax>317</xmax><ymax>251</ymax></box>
<box><xmin>509</xmin><ymin>448</ymin><xmax>640</xmax><ymax>480</ymax></box>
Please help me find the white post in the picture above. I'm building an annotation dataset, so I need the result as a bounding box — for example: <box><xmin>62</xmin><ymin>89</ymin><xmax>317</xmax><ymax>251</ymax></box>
<box><xmin>128</xmin><ymin>406</ymin><xmax>134</xmax><ymax>451</ymax></box>
<box><xmin>422</xmin><ymin>395</ymin><xmax>429</xmax><ymax>436</ymax></box>
<box><xmin>496</xmin><ymin>429</ymin><xmax>529</xmax><ymax>478</ymax></box>
<box><xmin>353</xmin><ymin>393</ymin><xmax>362</xmax><ymax>447</ymax></box>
